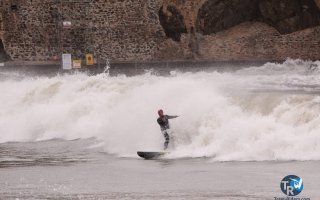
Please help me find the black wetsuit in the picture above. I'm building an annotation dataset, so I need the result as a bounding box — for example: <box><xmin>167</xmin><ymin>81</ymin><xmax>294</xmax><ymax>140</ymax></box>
<box><xmin>157</xmin><ymin>115</ymin><xmax>178</xmax><ymax>150</ymax></box>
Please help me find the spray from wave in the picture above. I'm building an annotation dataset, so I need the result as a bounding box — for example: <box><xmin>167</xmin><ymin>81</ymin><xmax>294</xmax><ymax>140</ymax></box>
<box><xmin>0</xmin><ymin>59</ymin><xmax>320</xmax><ymax>161</ymax></box>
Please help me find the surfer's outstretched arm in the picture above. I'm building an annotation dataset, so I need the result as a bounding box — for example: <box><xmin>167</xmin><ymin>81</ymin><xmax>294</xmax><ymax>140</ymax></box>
<box><xmin>167</xmin><ymin>115</ymin><xmax>179</xmax><ymax>119</ymax></box>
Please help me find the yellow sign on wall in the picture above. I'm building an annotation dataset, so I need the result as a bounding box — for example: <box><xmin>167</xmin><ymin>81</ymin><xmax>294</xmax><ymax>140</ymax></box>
<box><xmin>86</xmin><ymin>54</ymin><xmax>94</xmax><ymax>65</ymax></box>
<box><xmin>73</xmin><ymin>60</ymin><xmax>82</xmax><ymax>69</ymax></box>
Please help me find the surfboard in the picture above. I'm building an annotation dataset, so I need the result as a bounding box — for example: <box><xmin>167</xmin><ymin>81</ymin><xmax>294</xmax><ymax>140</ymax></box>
<box><xmin>137</xmin><ymin>151</ymin><xmax>167</xmax><ymax>159</ymax></box>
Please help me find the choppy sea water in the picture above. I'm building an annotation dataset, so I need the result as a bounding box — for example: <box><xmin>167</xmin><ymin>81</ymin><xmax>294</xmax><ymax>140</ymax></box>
<box><xmin>0</xmin><ymin>138</ymin><xmax>319</xmax><ymax>200</ymax></box>
<box><xmin>0</xmin><ymin>59</ymin><xmax>320</xmax><ymax>199</ymax></box>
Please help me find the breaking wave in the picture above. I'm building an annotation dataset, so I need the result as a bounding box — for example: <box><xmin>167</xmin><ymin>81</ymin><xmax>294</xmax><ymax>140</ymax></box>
<box><xmin>1</xmin><ymin>59</ymin><xmax>320</xmax><ymax>161</ymax></box>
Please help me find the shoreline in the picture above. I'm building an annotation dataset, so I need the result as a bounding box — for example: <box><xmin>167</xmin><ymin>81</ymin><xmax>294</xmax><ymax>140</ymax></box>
<box><xmin>0</xmin><ymin>59</ymin><xmax>286</xmax><ymax>68</ymax></box>
<box><xmin>0</xmin><ymin>59</ymin><xmax>286</xmax><ymax>76</ymax></box>
<box><xmin>2</xmin><ymin>58</ymin><xmax>317</xmax><ymax>77</ymax></box>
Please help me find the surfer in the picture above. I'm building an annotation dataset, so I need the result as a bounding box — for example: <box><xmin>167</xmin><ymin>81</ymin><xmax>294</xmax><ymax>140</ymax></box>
<box><xmin>157</xmin><ymin>109</ymin><xmax>178</xmax><ymax>150</ymax></box>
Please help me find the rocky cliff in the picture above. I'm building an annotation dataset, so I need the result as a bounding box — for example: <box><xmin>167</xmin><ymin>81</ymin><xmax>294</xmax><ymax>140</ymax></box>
<box><xmin>195</xmin><ymin>0</ymin><xmax>320</xmax><ymax>35</ymax></box>
<box><xmin>0</xmin><ymin>0</ymin><xmax>320</xmax><ymax>63</ymax></box>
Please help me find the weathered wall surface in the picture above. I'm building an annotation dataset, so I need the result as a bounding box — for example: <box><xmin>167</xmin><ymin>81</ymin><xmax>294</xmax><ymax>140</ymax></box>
<box><xmin>0</xmin><ymin>9</ymin><xmax>2</xmax><ymax>38</ymax></box>
<box><xmin>91</xmin><ymin>0</ymin><xmax>165</xmax><ymax>61</ymax></box>
<box><xmin>198</xmin><ymin>22</ymin><xmax>320</xmax><ymax>60</ymax></box>
<box><xmin>0</xmin><ymin>1</ymin><xmax>4</xmax><ymax>42</ymax></box>
<box><xmin>157</xmin><ymin>0</ymin><xmax>320</xmax><ymax>61</ymax></box>
<box><xmin>0</xmin><ymin>0</ymin><xmax>320</xmax><ymax>62</ymax></box>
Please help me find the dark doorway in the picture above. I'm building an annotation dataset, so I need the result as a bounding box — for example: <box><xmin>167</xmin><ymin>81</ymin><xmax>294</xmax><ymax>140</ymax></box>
<box><xmin>0</xmin><ymin>39</ymin><xmax>10</xmax><ymax>62</ymax></box>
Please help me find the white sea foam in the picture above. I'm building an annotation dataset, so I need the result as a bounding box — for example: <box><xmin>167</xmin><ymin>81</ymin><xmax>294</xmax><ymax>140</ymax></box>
<box><xmin>0</xmin><ymin>59</ymin><xmax>320</xmax><ymax>161</ymax></box>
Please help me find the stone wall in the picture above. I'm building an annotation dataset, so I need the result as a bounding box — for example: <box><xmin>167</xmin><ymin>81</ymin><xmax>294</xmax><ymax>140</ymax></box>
<box><xmin>91</xmin><ymin>0</ymin><xmax>165</xmax><ymax>61</ymax></box>
<box><xmin>0</xmin><ymin>9</ymin><xmax>2</xmax><ymax>38</ymax></box>
<box><xmin>0</xmin><ymin>0</ymin><xmax>4</xmax><ymax>41</ymax></box>
<box><xmin>0</xmin><ymin>0</ymin><xmax>320</xmax><ymax>62</ymax></box>
<box><xmin>0</xmin><ymin>0</ymin><xmax>166</xmax><ymax>62</ymax></box>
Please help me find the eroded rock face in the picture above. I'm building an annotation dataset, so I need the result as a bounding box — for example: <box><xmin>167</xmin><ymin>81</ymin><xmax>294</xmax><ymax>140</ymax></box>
<box><xmin>197</xmin><ymin>0</ymin><xmax>259</xmax><ymax>34</ymax></box>
<box><xmin>159</xmin><ymin>5</ymin><xmax>187</xmax><ymax>42</ymax></box>
<box><xmin>259</xmin><ymin>0</ymin><xmax>320</xmax><ymax>34</ymax></box>
<box><xmin>196</xmin><ymin>0</ymin><xmax>320</xmax><ymax>35</ymax></box>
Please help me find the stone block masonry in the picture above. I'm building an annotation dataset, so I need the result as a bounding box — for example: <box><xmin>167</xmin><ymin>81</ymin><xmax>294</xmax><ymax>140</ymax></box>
<box><xmin>0</xmin><ymin>0</ymin><xmax>320</xmax><ymax>63</ymax></box>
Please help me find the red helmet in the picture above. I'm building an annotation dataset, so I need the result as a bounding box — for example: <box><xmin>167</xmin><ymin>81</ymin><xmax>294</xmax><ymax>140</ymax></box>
<box><xmin>158</xmin><ymin>109</ymin><xmax>164</xmax><ymax>117</ymax></box>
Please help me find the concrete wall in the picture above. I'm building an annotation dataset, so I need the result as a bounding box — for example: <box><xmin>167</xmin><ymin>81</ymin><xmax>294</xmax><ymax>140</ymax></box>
<box><xmin>0</xmin><ymin>0</ymin><xmax>320</xmax><ymax>62</ymax></box>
